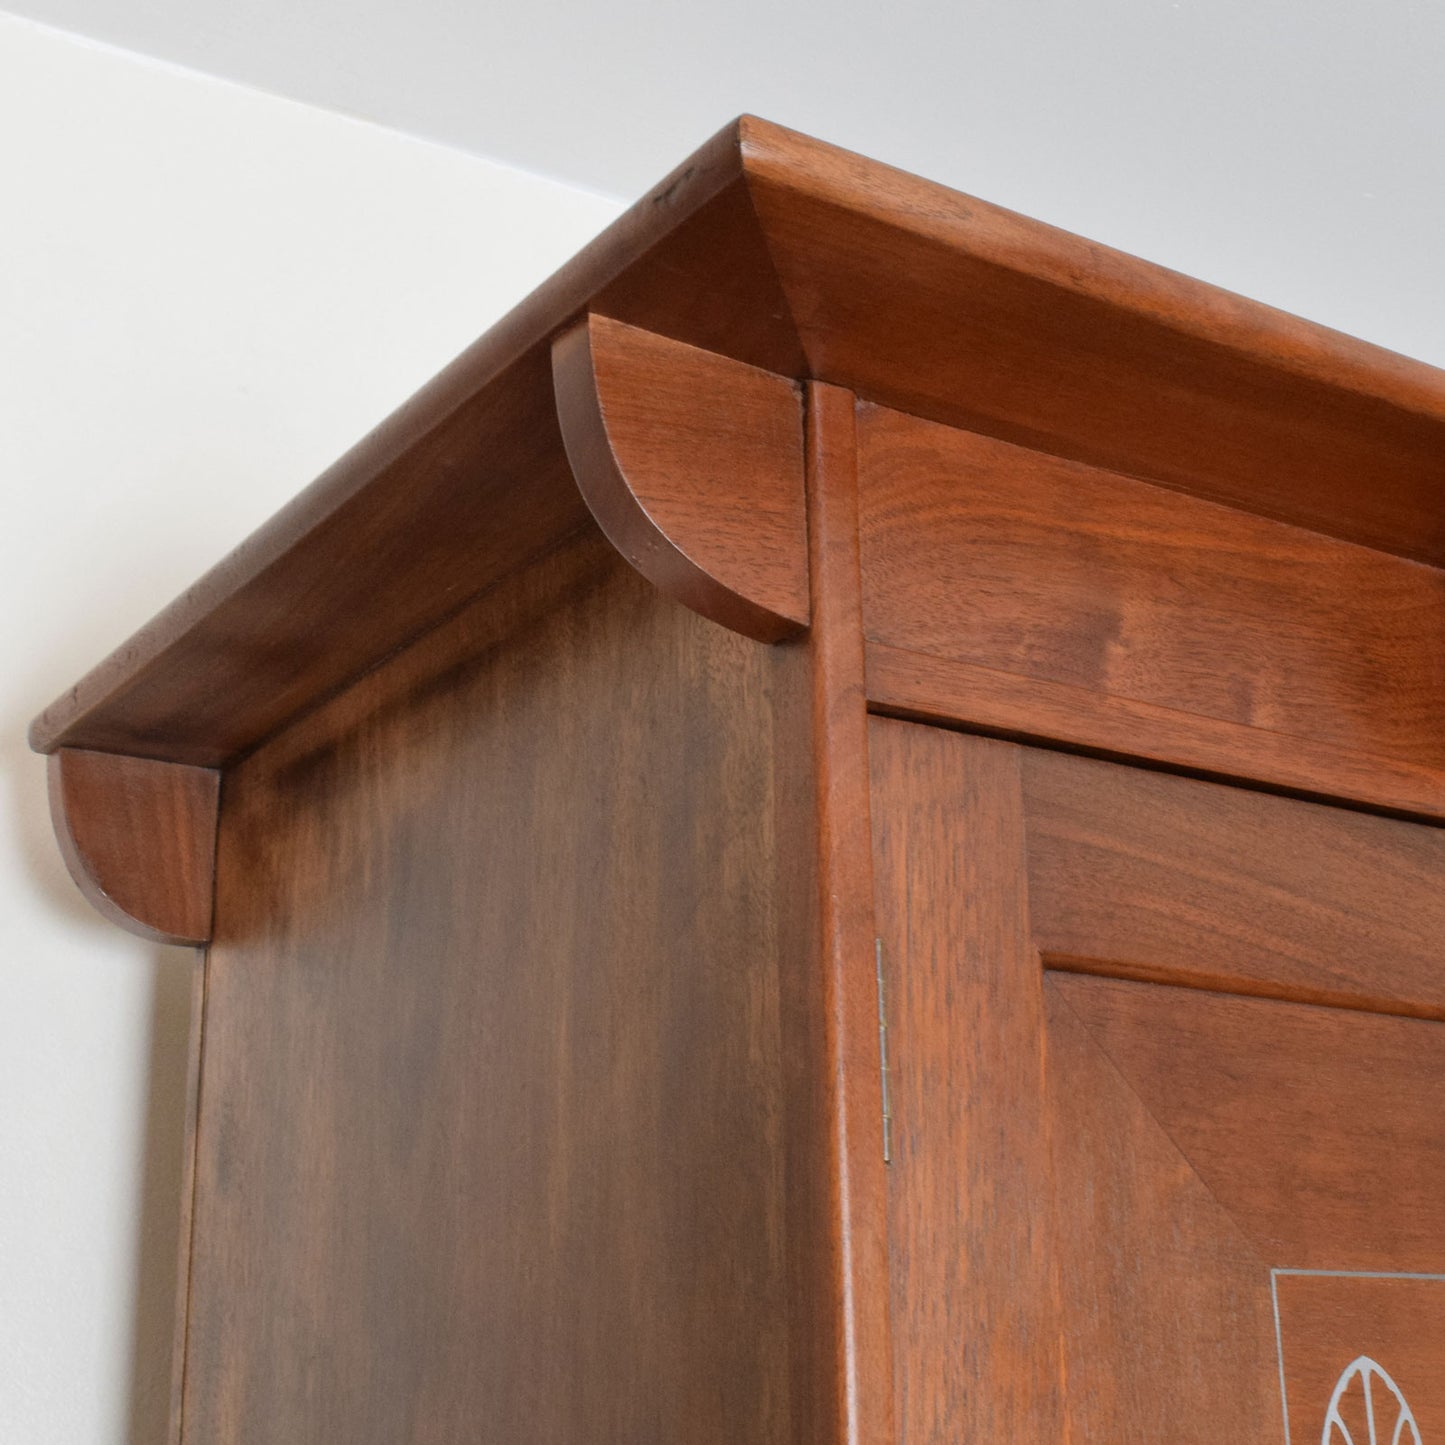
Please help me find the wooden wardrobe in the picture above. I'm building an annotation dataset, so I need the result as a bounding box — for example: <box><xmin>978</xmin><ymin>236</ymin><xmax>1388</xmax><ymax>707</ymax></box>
<box><xmin>34</xmin><ymin>117</ymin><xmax>1445</xmax><ymax>1444</ymax></box>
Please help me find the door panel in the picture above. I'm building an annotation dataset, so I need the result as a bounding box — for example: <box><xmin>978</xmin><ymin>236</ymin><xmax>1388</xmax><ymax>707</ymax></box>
<box><xmin>871</xmin><ymin>718</ymin><xmax>1445</xmax><ymax>1443</ymax></box>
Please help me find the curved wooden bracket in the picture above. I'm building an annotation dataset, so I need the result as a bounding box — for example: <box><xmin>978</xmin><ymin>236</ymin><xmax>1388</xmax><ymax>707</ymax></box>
<box><xmin>48</xmin><ymin>748</ymin><xmax>220</xmax><ymax>946</ymax></box>
<box><xmin>552</xmin><ymin>313</ymin><xmax>809</xmax><ymax>643</ymax></box>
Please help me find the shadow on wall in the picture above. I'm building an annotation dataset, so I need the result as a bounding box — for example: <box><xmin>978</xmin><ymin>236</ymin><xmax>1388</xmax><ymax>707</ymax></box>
<box><xmin>1</xmin><ymin>708</ymin><xmax>196</xmax><ymax>1445</ymax></box>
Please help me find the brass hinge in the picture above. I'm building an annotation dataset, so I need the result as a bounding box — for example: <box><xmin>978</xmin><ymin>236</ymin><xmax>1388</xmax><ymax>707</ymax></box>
<box><xmin>875</xmin><ymin>937</ymin><xmax>892</xmax><ymax>1165</ymax></box>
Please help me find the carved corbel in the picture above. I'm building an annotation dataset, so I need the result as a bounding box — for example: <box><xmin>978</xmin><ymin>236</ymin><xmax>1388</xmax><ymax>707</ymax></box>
<box><xmin>48</xmin><ymin>747</ymin><xmax>219</xmax><ymax>946</ymax></box>
<box><xmin>552</xmin><ymin>312</ymin><xmax>809</xmax><ymax>643</ymax></box>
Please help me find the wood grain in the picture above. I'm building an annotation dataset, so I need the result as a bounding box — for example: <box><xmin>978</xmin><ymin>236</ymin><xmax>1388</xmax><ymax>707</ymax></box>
<box><xmin>1054</xmin><ymin>973</ymin><xmax>1445</xmax><ymax>1274</ymax></box>
<box><xmin>741</xmin><ymin>117</ymin><xmax>1445</xmax><ymax>563</ymax></box>
<box><xmin>167</xmin><ymin>952</ymin><xmax>208</xmax><ymax>1443</ymax></box>
<box><xmin>1274</xmin><ymin>1272</ymin><xmax>1445</xmax><ymax>1442</ymax></box>
<box><xmin>1044</xmin><ymin>977</ymin><xmax>1281</xmax><ymax>1444</ymax></box>
<box><xmin>183</xmin><ymin>538</ymin><xmax>794</xmax><ymax>1442</ymax></box>
<box><xmin>859</xmin><ymin>404</ymin><xmax>1445</xmax><ymax>776</ymax></box>
<box><xmin>865</xmin><ymin>642</ymin><xmax>1445</xmax><ymax>823</ymax></box>
<box><xmin>770</xmin><ymin>384</ymin><xmax>894</xmax><ymax>1445</ymax></box>
<box><xmin>553</xmin><ymin>313</ymin><xmax>807</xmax><ymax>641</ymax></box>
<box><xmin>33</xmin><ymin>111</ymin><xmax>1445</xmax><ymax>1443</ymax></box>
<box><xmin>873</xmin><ymin>728</ymin><xmax>1445</xmax><ymax>1438</ymax></box>
<box><xmin>1024</xmin><ymin>747</ymin><xmax>1445</xmax><ymax>1018</ymax></box>
<box><xmin>28</xmin><ymin>118</ymin><xmax>785</xmax><ymax>766</ymax></box>
<box><xmin>869</xmin><ymin>718</ymin><xmax>1064</xmax><ymax>1443</ymax></box>
<box><xmin>33</xmin><ymin>114</ymin><xmax>1445</xmax><ymax>768</ymax></box>
<box><xmin>48</xmin><ymin>747</ymin><xmax>219</xmax><ymax>945</ymax></box>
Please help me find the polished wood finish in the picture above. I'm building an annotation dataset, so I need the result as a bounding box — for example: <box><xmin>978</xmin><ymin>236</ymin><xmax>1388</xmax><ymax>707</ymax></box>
<box><xmin>48</xmin><ymin>747</ymin><xmax>218</xmax><ymax>944</ymax></box>
<box><xmin>866</xmin><ymin>641</ymin><xmax>1445</xmax><ymax>822</ymax></box>
<box><xmin>1274</xmin><ymin>1273</ymin><xmax>1445</xmax><ymax>1442</ymax></box>
<box><xmin>1042</xmin><ymin>976</ymin><xmax>1279</xmax><ymax>1443</ymax></box>
<box><xmin>28</xmin><ymin>119</ymin><xmax>768</xmax><ymax>766</ymax></box>
<box><xmin>870</xmin><ymin>726</ymin><xmax>1064</xmax><ymax>1443</ymax></box>
<box><xmin>742</xmin><ymin>122</ymin><xmax>1445</xmax><ymax>565</ymax></box>
<box><xmin>1053</xmin><ymin>974</ymin><xmax>1445</xmax><ymax>1272</ymax></box>
<box><xmin>553</xmin><ymin>313</ymin><xmax>807</xmax><ymax>641</ymax></box>
<box><xmin>1024</xmin><ymin>748</ymin><xmax>1445</xmax><ymax>1018</ymax></box>
<box><xmin>184</xmin><ymin>539</ymin><xmax>794</xmax><ymax>1441</ymax></box>
<box><xmin>166</xmin><ymin>953</ymin><xmax>207</xmax><ymax>1444</ymax></box>
<box><xmin>871</xmin><ymin>718</ymin><xmax>1445</xmax><ymax>1441</ymax></box>
<box><xmin>35</xmin><ymin>121</ymin><xmax>1445</xmax><ymax>1444</ymax></box>
<box><xmin>31</xmin><ymin>116</ymin><xmax>1445</xmax><ymax>767</ymax></box>
<box><xmin>860</xmin><ymin>403</ymin><xmax>1445</xmax><ymax>814</ymax></box>
<box><xmin>770</xmin><ymin>382</ymin><xmax>893</xmax><ymax>1445</ymax></box>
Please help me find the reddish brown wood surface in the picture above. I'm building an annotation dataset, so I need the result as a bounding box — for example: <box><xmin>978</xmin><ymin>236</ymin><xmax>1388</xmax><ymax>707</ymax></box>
<box><xmin>32</xmin><ymin>115</ymin><xmax>1445</xmax><ymax>769</ymax></box>
<box><xmin>1274</xmin><ymin>1272</ymin><xmax>1445</xmax><ymax>1442</ymax></box>
<box><xmin>1054</xmin><ymin>973</ymin><xmax>1445</xmax><ymax>1274</ymax></box>
<box><xmin>866</xmin><ymin>642</ymin><xmax>1445</xmax><ymax>822</ymax></box>
<box><xmin>31</xmin><ymin>112</ymin><xmax>1445</xmax><ymax>1445</ymax></box>
<box><xmin>167</xmin><ymin>952</ymin><xmax>208</xmax><ymax>1443</ymax></box>
<box><xmin>769</xmin><ymin>384</ymin><xmax>893</xmax><ymax>1444</ymax></box>
<box><xmin>1043</xmin><ymin>977</ymin><xmax>1278</xmax><ymax>1443</ymax></box>
<box><xmin>869</xmin><ymin>722</ymin><xmax>1064</xmax><ymax>1443</ymax></box>
<box><xmin>48</xmin><ymin>748</ymin><xmax>218</xmax><ymax>945</ymax></box>
<box><xmin>183</xmin><ymin>537</ymin><xmax>795</xmax><ymax>1442</ymax></box>
<box><xmin>553</xmin><ymin>313</ymin><xmax>807</xmax><ymax>641</ymax></box>
<box><xmin>742</xmin><ymin>119</ymin><xmax>1445</xmax><ymax>562</ymax></box>
<box><xmin>1024</xmin><ymin>748</ymin><xmax>1445</xmax><ymax>1018</ymax></box>
<box><xmin>859</xmin><ymin>404</ymin><xmax>1445</xmax><ymax>805</ymax></box>
<box><xmin>871</xmin><ymin>718</ymin><xmax>1445</xmax><ymax>1442</ymax></box>
<box><xmin>28</xmin><ymin>119</ymin><xmax>778</xmax><ymax>766</ymax></box>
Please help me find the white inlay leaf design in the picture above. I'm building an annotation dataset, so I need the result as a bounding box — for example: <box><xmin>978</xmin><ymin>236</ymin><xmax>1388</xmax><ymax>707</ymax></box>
<box><xmin>1323</xmin><ymin>1357</ymin><xmax>1421</xmax><ymax>1445</ymax></box>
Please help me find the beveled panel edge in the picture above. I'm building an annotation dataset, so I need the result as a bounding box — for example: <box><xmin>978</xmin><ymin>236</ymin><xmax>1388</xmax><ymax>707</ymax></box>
<box><xmin>865</xmin><ymin>641</ymin><xmax>1445</xmax><ymax>824</ymax></box>
<box><xmin>1037</xmin><ymin>954</ymin><xmax>1445</xmax><ymax>1028</ymax></box>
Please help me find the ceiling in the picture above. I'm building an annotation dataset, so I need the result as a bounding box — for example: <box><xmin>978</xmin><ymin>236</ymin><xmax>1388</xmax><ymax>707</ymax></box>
<box><xmin>8</xmin><ymin>0</ymin><xmax>1443</xmax><ymax>366</ymax></box>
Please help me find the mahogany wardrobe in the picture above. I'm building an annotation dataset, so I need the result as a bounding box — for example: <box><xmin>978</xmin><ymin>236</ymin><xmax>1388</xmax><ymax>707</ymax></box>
<box><xmin>34</xmin><ymin>117</ymin><xmax>1445</xmax><ymax>1444</ymax></box>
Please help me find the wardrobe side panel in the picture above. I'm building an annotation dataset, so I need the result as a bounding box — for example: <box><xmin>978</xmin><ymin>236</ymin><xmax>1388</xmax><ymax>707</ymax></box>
<box><xmin>182</xmin><ymin>542</ymin><xmax>792</xmax><ymax>1443</ymax></box>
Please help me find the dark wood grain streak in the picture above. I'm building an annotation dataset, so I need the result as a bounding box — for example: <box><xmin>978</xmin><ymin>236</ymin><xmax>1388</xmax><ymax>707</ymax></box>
<box><xmin>1023</xmin><ymin>749</ymin><xmax>1445</xmax><ymax>1019</ymax></box>
<box><xmin>869</xmin><ymin>718</ymin><xmax>1064</xmax><ymax>1443</ymax></box>
<box><xmin>183</xmin><ymin>538</ymin><xmax>794</xmax><ymax>1442</ymax></box>
<box><xmin>865</xmin><ymin>642</ymin><xmax>1445</xmax><ymax>822</ymax></box>
<box><xmin>552</xmin><ymin>313</ymin><xmax>807</xmax><ymax>641</ymax></box>
<box><xmin>48</xmin><ymin>748</ymin><xmax>219</xmax><ymax>945</ymax></box>
<box><xmin>770</xmin><ymin>384</ymin><xmax>894</xmax><ymax>1445</ymax></box>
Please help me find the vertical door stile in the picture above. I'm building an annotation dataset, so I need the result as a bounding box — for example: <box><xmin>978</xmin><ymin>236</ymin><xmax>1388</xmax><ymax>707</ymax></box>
<box><xmin>869</xmin><ymin>720</ymin><xmax>1065</xmax><ymax>1444</ymax></box>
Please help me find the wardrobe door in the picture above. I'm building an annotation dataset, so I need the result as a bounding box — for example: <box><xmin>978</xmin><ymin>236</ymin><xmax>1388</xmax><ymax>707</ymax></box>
<box><xmin>871</xmin><ymin>718</ymin><xmax>1445</xmax><ymax>1445</ymax></box>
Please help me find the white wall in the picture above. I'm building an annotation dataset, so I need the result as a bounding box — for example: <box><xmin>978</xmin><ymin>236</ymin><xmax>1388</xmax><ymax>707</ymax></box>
<box><xmin>0</xmin><ymin>16</ymin><xmax>621</xmax><ymax>1442</ymax></box>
